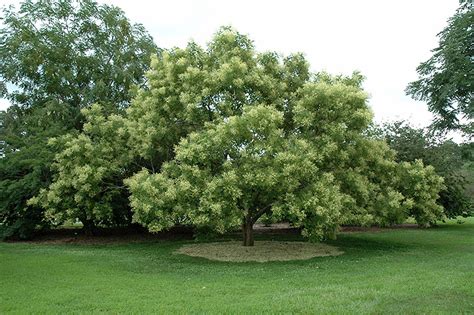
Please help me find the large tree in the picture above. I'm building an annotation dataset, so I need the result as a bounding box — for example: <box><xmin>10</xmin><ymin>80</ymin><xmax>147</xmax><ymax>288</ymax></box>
<box><xmin>406</xmin><ymin>1</ymin><xmax>473</xmax><ymax>135</ymax></box>
<box><xmin>0</xmin><ymin>0</ymin><xmax>158</xmax><ymax>238</ymax></box>
<box><xmin>121</xmin><ymin>28</ymin><xmax>444</xmax><ymax>246</ymax></box>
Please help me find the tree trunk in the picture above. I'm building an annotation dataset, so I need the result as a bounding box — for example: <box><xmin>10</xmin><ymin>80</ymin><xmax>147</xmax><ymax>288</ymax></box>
<box><xmin>81</xmin><ymin>219</ymin><xmax>96</xmax><ymax>236</ymax></box>
<box><xmin>242</xmin><ymin>218</ymin><xmax>254</xmax><ymax>246</ymax></box>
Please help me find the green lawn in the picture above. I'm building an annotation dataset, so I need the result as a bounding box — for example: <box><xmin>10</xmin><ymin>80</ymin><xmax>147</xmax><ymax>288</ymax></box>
<box><xmin>1</xmin><ymin>219</ymin><xmax>473</xmax><ymax>314</ymax></box>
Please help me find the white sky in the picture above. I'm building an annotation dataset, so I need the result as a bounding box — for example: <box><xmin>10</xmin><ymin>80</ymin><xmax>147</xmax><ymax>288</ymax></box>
<box><xmin>0</xmin><ymin>0</ymin><xmax>460</xmax><ymax>130</ymax></box>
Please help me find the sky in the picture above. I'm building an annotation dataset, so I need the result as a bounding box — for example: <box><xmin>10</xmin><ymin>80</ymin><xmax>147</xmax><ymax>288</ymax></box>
<box><xmin>0</xmin><ymin>0</ymin><xmax>460</xmax><ymax>131</ymax></box>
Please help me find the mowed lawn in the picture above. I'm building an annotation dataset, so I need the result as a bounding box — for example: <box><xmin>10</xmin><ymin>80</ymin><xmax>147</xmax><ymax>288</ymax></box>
<box><xmin>1</xmin><ymin>219</ymin><xmax>473</xmax><ymax>314</ymax></box>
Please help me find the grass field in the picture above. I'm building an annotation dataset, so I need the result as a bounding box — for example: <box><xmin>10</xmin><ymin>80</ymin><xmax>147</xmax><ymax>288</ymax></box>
<box><xmin>1</xmin><ymin>219</ymin><xmax>473</xmax><ymax>314</ymax></box>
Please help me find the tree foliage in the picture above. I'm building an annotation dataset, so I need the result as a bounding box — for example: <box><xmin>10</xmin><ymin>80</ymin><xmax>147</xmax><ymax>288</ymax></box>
<box><xmin>120</xmin><ymin>28</ymin><xmax>445</xmax><ymax>246</ymax></box>
<box><xmin>0</xmin><ymin>0</ymin><xmax>158</xmax><ymax>238</ymax></box>
<box><xmin>30</xmin><ymin>104</ymin><xmax>136</xmax><ymax>234</ymax></box>
<box><xmin>0</xmin><ymin>103</ymin><xmax>76</xmax><ymax>238</ymax></box>
<box><xmin>126</xmin><ymin>105</ymin><xmax>344</xmax><ymax>245</ymax></box>
<box><xmin>373</xmin><ymin>121</ymin><xmax>473</xmax><ymax>218</ymax></box>
<box><xmin>406</xmin><ymin>1</ymin><xmax>473</xmax><ymax>134</ymax></box>
<box><xmin>0</xmin><ymin>0</ymin><xmax>157</xmax><ymax>111</ymax></box>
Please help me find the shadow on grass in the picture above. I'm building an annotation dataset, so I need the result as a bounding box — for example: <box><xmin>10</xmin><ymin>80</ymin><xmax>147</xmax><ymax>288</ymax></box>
<box><xmin>328</xmin><ymin>234</ymin><xmax>412</xmax><ymax>253</ymax></box>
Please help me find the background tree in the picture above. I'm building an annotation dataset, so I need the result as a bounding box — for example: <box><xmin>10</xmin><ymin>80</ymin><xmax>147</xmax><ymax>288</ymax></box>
<box><xmin>406</xmin><ymin>0</ymin><xmax>473</xmax><ymax>135</ymax></box>
<box><xmin>30</xmin><ymin>104</ymin><xmax>136</xmax><ymax>235</ymax></box>
<box><xmin>372</xmin><ymin>121</ymin><xmax>473</xmax><ymax>218</ymax></box>
<box><xmin>0</xmin><ymin>0</ymin><xmax>158</xmax><ymax>238</ymax></box>
<box><xmin>0</xmin><ymin>103</ymin><xmax>76</xmax><ymax>239</ymax></box>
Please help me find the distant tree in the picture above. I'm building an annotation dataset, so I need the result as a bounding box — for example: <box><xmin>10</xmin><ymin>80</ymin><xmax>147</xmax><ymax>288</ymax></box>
<box><xmin>372</xmin><ymin>121</ymin><xmax>473</xmax><ymax>218</ymax></box>
<box><xmin>460</xmin><ymin>142</ymin><xmax>474</xmax><ymax>201</ymax></box>
<box><xmin>121</xmin><ymin>28</ymin><xmax>444</xmax><ymax>246</ymax></box>
<box><xmin>0</xmin><ymin>0</ymin><xmax>158</xmax><ymax>238</ymax></box>
<box><xmin>30</xmin><ymin>104</ymin><xmax>136</xmax><ymax>235</ymax></box>
<box><xmin>0</xmin><ymin>103</ymin><xmax>76</xmax><ymax>239</ymax></box>
<box><xmin>406</xmin><ymin>1</ymin><xmax>473</xmax><ymax>135</ymax></box>
<box><xmin>0</xmin><ymin>0</ymin><xmax>157</xmax><ymax>112</ymax></box>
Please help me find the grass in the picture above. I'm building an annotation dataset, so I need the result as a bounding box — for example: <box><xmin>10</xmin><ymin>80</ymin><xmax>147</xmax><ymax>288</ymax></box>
<box><xmin>176</xmin><ymin>241</ymin><xmax>343</xmax><ymax>262</ymax></box>
<box><xmin>1</xmin><ymin>218</ymin><xmax>473</xmax><ymax>314</ymax></box>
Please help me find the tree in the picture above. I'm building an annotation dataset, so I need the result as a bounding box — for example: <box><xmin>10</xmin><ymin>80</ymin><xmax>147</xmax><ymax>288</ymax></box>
<box><xmin>0</xmin><ymin>0</ymin><xmax>158</xmax><ymax>238</ymax></box>
<box><xmin>372</xmin><ymin>121</ymin><xmax>473</xmax><ymax>218</ymax></box>
<box><xmin>122</xmin><ymin>28</ymin><xmax>444</xmax><ymax>246</ymax></box>
<box><xmin>406</xmin><ymin>1</ymin><xmax>473</xmax><ymax>135</ymax></box>
<box><xmin>29</xmin><ymin>104</ymin><xmax>136</xmax><ymax>235</ymax></box>
<box><xmin>0</xmin><ymin>103</ymin><xmax>76</xmax><ymax>239</ymax></box>
<box><xmin>0</xmin><ymin>0</ymin><xmax>157</xmax><ymax>112</ymax></box>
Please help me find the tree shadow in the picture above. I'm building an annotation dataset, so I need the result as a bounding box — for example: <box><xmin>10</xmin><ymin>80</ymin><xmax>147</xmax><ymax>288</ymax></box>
<box><xmin>328</xmin><ymin>234</ymin><xmax>414</xmax><ymax>252</ymax></box>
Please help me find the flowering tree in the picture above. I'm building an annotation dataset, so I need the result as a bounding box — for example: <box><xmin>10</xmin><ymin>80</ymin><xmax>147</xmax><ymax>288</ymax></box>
<box><xmin>123</xmin><ymin>28</ymin><xmax>444</xmax><ymax>245</ymax></box>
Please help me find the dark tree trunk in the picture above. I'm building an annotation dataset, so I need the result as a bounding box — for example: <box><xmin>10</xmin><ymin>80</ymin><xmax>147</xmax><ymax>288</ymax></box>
<box><xmin>242</xmin><ymin>218</ymin><xmax>254</xmax><ymax>246</ymax></box>
<box><xmin>81</xmin><ymin>219</ymin><xmax>96</xmax><ymax>236</ymax></box>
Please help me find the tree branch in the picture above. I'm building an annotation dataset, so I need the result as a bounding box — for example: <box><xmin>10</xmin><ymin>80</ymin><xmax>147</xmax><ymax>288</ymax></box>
<box><xmin>251</xmin><ymin>203</ymin><xmax>272</xmax><ymax>224</ymax></box>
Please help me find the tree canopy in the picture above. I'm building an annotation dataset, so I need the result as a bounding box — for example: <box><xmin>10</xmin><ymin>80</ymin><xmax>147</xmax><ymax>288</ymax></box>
<box><xmin>0</xmin><ymin>0</ymin><xmax>158</xmax><ymax>238</ymax></box>
<box><xmin>0</xmin><ymin>0</ymin><xmax>157</xmax><ymax>111</ymax></box>
<box><xmin>372</xmin><ymin>121</ymin><xmax>473</xmax><ymax>218</ymax></box>
<box><xmin>406</xmin><ymin>1</ymin><xmax>473</xmax><ymax>135</ymax></box>
<box><xmin>119</xmin><ymin>28</ymin><xmax>444</xmax><ymax>245</ymax></box>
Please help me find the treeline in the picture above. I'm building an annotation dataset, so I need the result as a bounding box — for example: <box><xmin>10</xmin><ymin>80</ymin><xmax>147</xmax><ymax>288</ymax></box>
<box><xmin>0</xmin><ymin>0</ymin><xmax>472</xmax><ymax>243</ymax></box>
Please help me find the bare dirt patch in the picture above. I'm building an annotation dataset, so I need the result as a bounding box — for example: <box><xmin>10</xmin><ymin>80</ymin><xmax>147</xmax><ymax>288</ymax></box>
<box><xmin>175</xmin><ymin>241</ymin><xmax>344</xmax><ymax>262</ymax></box>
